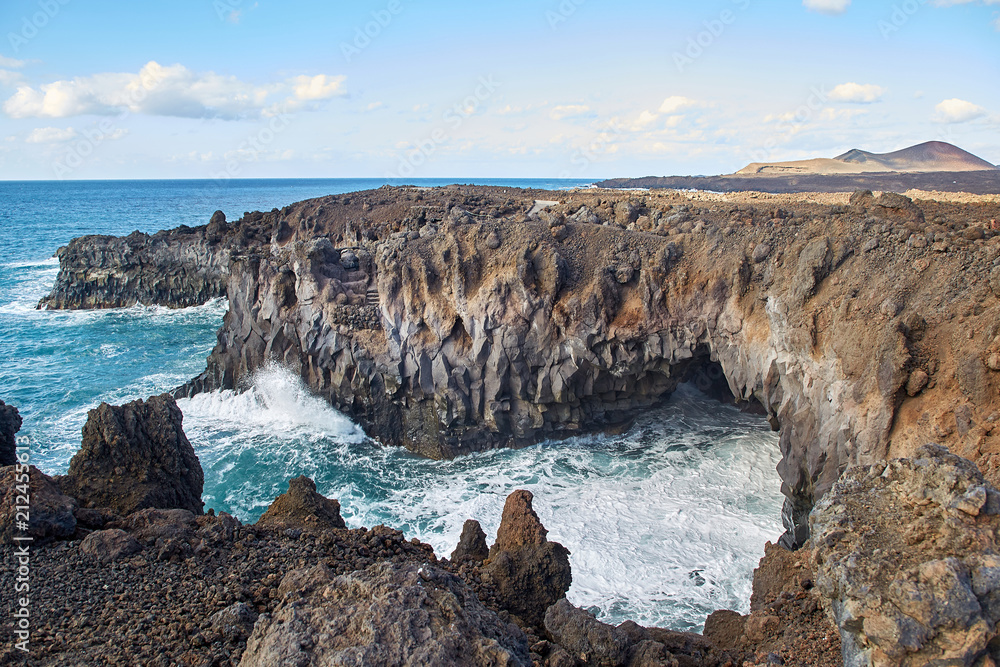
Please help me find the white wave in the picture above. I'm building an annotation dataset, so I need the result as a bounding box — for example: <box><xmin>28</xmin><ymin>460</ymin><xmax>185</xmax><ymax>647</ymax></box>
<box><xmin>176</xmin><ymin>365</ymin><xmax>781</xmax><ymax>632</ymax></box>
<box><xmin>178</xmin><ymin>363</ymin><xmax>365</xmax><ymax>441</ymax></box>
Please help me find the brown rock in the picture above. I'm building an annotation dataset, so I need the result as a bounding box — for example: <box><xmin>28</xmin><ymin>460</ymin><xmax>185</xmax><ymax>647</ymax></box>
<box><xmin>905</xmin><ymin>369</ymin><xmax>930</xmax><ymax>396</ymax></box>
<box><xmin>242</xmin><ymin>562</ymin><xmax>530</xmax><ymax>667</ymax></box>
<box><xmin>79</xmin><ymin>528</ymin><xmax>142</xmax><ymax>563</ymax></box>
<box><xmin>0</xmin><ymin>465</ymin><xmax>76</xmax><ymax>543</ymax></box>
<box><xmin>255</xmin><ymin>476</ymin><xmax>346</xmax><ymax>532</ymax></box>
<box><xmin>62</xmin><ymin>394</ymin><xmax>204</xmax><ymax>516</ymax></box>
<box><xmin>482</xmin><ymin>490</ymin><xmax>572</xmax><ymax>627</ymax></box>
<box><xmin>542</xmin><ymin>599</ymin><xmax>629</xmax><ymax>666</ymax></box>
<box><xmin>703</xmin><ymin>609</ymin><xmax>746</xmax><ymax>651</ymax></box>
<box><xmin>811</xmin><ymin>444</ymin><xmax>1000</xmax><ymax>666</ymax></box>
<box><xmin>0</xmin><ymin>399</ymin><xmax>22</xmax><ymax>467</ymax></box>
<box><xmin>451</xmin><ymin>519</ymin><xmax>489</xmax><ymax>563</ymax></box>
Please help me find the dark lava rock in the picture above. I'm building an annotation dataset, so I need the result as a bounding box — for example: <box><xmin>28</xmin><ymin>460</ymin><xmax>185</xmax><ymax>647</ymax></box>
<box><xmin>543</xmin><ymin>599</ymin><xmax>630</xmax><ymax>666</ymax></box>
<box><xmin>451</xmin><ymin>519</ymin><xmax>489</xmax><ymax>563</ymax></box>
<box><xmin>255</xmin><ymin>475</ymin><xmax>346</xmax><ymax>532</ymax></box>
<box><xmin>79</xmin><ymin>528</ymin><xmax>142</xmax><ymax>563</ymax></box>
<box><xmin>0</xmin><ymin>465</ymin><xmax>77</xmax><ymax>543</ymax></box>
<box><xmin>62</xmin><ymin>394</ymin><xmax>204</xmax><ymax>515</ymax></box>
<box><xmin>241</xmin><ymin>561</ymin><xmax>531</xmax><ymax>667</ymax></box>
<box><xmin>481</xmin><ymin>490</ymin><xmax>572</xmax><ymax>627</ymax></box>
<box><xmin>0</xmin><ymin>399</ymin><xmax>22</xmax><ymax>467</ymax></box>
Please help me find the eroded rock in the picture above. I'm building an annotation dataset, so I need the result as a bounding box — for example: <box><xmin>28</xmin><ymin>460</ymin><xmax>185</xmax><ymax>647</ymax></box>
<box><xmin>254</xmin><ymin>475</ymin><xmax>346</xmax><ymax>533</ymax></box>
<box><xmin>482</xmin><ymin>490</ymin><xmax>572</xmax><ymax>626</ymax></box>
<box><xmin>0</xmin><ymin>465</ymin><xmax>76</xmax><ymax>543</ymax></box>
<box><xmin>241</xmin><ymin>561</ymin><xmax>531</xmax><ymax>667</ymax></box>
<box><xmin>62</xmin><ymin>394</ymin><xmax>204</xmax><ymax>516</ymax></box>
<box><xmin>0</xmin><ymin>399</ymin><xmax>22</xmax><ymax>467</ymax></box>
<box><xmin>811</xmin><ymin>444</ymin><xmax>1000</xmax><ymax>666</ymax></box>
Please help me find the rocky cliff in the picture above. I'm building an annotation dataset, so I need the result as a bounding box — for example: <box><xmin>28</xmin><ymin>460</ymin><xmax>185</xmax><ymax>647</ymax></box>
<box><xmin>42</xmin><ymin>185</ymin><xmax>1000</xmax><ymax>545</ymax></box>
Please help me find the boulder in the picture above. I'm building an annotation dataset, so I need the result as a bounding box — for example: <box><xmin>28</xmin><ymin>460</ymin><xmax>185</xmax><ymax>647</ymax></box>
<box><xmin>481</xmin><ymin>490</ymin><xmax>572</xmax><ymax>627</ymax></box>
<box><xmin>451</xmin><ymin>519</ymin><xmax>489</xmax><ymax>563</ymax></box>
<box><xmin>811</xmin><ymin>444</ymin><xmax>1000</xmax><ymax>666</ymax></box>
<box><xmin>255</xmin><ymin>476</ymin><xmax>346</xmax><ymax>532</ymax></box>
<box><xmin>62</xmin><ymin>394</ymin><xmax>204</xmax><ymax>515</ymax></box>
<box><xmin>0</xmin><ymin>465</ymin><xmax>77</xmax><ymax>543</ymax></box>
<box><xmin>240</xmin><ymin>562</ymin><xmax>530</xmax><ymax>667</ymax></box>
<box><xmin>543</xmin><ymin>599</ymin><xmax>630</xmax><ymax>667</ymax></box>
<box><xmin>79</xmin><ymin>528</ymin><xmax>142</xmax><ymax>563</ymax></box>
<box><xmin>0</xmin><ymin>399</ymin><xmax>22</xmax><ymax>467</ymax></box>
<box><xmin>209</xmin><ymin>602</ymin><xmax>258</xmax><ymax>642</ymax></box>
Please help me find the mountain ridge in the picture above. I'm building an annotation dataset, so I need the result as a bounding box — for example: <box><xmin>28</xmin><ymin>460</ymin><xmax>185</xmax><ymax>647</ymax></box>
<box><xmin>737</xmin><ymin>141</ymin><xmax>997</xmax><ymax>176</ymax></box>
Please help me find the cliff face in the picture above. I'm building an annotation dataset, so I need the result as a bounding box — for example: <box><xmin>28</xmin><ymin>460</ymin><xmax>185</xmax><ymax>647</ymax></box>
<box><xmin>43</xmin><ymin>185</ymin><xmax>1000</xmax><ymax>545</ymax></box>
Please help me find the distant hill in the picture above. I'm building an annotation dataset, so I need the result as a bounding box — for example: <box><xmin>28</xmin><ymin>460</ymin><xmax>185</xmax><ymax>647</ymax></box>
<box><xmin>736</xmin><ymin>141</ymin><xmax>997</xmax><ymax>176</ymax></box>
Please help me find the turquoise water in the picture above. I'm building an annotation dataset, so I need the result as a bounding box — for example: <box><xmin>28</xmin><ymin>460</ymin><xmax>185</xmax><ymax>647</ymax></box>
<box><xmin>0</xmin><ymin>179</ymin><xmax>783</xmax><ymax>631</ymax></box>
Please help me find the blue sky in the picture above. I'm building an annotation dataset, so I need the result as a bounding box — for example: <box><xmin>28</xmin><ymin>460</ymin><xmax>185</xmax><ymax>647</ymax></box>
<box><xmin>0</xmin><ymin>0</ymin><xmax>997</xmax><ymax>179</ymax></box>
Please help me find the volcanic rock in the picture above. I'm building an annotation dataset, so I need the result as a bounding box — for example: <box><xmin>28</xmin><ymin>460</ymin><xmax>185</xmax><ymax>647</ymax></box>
<box><xmin>79</xmin><ymin>528</ymin><xmax>142</xmax><ymax>563</ymax></box>
<box><xmin>481</xmin><ymin>490</ymin><xmax>571</xmax><ymax>627</ymax></box>
<box><xmin>42</xmin><ymin>185</ymin><xmax>1000</xmax><ymax>546</ymax></box>
<box><xmin>240</xmin><ymin>561</ymin><xmax>531</xmax><ymax>667</ymax></box>
<box><xmin>0</xmin><ymin>465</ymin><xmax>77</xmax><ymax>543</ymax></box>
<box><xmin>451</xmin><ymin>518</ymin><xmax>489</xmax><ymax>563</ymax></box>
<box><xmin>62</xmin><ymin>394</ymin><xmax>204</xmax><ymax>516</ymax></box>
<box><xmin>254</xmin><ymin>475</ymin><xmax>346</xmax><ymax>532</ymax></box>
<box><xmin>811</xmin><ymin>444</ymin><xmax>1000</xmax><ymax>666</ymax></box>
<box><xmin>0</xmin><ymin>399</ymin><xmax>22</xmax><ymax>467</ymax></box>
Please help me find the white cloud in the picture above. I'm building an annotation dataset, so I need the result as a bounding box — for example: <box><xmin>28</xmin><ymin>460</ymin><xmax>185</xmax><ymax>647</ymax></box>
<box><xmin>995</xmin><ymin>15</ymin><xmax>1000</xmax><ymax>28</ymax></box>
<box><xmin>550</xmin><ymin>104</ymin><xmax>590</xmax><ymax>120</ymax></box>
<box><xmin>0</xmin><ymin>56</ymin><xmax>25</xmax><ymax>68</ymax></box>
<box><xmin>933</xmin><ymin>98</ymin><xmax>988</xmax><ymax>123</ymax></box>
<box><xmin>828</xmin><ymin>82</ymin><xmax>885</xmax><ymax>103</ymax></box>
<box><xmin>658</xmin><ymin>96</ymin><xmax>697</xmax><ymax>114</ymax></box>
<box><xmin>2</xmin><ymin>61</ymin><xmax>346</xmax><ymax>120</ymax></box>
<box><xmin>803</xmin><ymin>0</ymin><xmax>851</xmax><ymax>14</ymax></box>
<box><xmin>25</xmin><ymin>126</ymin><xmax>77</xmax><ymax>143</ymax></box>
<box><xmin>290</xmin><ymin>74</ymin><xmax>346</xmax><ymax>102</ymax></box>
<box><xmin>632</xmin><ymin>110</ymin><xmax>660</xmax><ymax>129</ymax></box>
<box><xmin>366</xmin><ymin>101</ymin><xmax>384</xmax><ymax>111</ymax></box>
<box><xmin>0</xmin><ymin>70</ymin><xmax>23</xmax><ymax>86</ymax></box>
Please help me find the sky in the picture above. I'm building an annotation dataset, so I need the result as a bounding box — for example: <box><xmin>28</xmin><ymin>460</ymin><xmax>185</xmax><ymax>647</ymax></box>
<box><xmin>0</xmin><ymin>0</ymin><xmax>997</xmax><ymax>180</ymax></box>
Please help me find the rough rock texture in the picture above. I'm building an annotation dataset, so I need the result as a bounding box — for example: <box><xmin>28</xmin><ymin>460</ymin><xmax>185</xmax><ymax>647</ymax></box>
<box><xmin>482</xmin><ymin>490</ymin><xmax>572</xmax><ymax>626</ymax></box>
<box><xmin>452</xmin><ymin>518</ymin><xmax>490</xmax><ymax>563</ymax></box>
<box><xmin>240</xmin><ymin>561</ymin><xmax>531</xmax><ymax>667</ymax></box>
<box><xmin>61</xmin><ymin>394</ymin><xmax>204</xmax><ymax>516</ymax></box>
<box><xmin>254</xmin><ymin>475</ymin><xmax>346</xmax><ymax>532</ymax></box>
<box><xmin>79</xmin><ymin>528</ymin><xmax>142</xmax><ymax>563</ymax></box>
<box><xmin>0</xmin><ymin>465</ymin><xmax>76</xmax><ymax>543</ymax></box>
<box><xmin>44</xmin><ymin>186</ymin><xmax>1000</xmax><ymax>544</ymax></box>
<box><xmin>811</xmin><ymin>444</ymin><xmax>1000</xmax><ymax>666</ymax></box>
<box><xmin>0</xmin><ymin>399</ymin><xmax>22</xmax><ymax>467</ymax></box>
<box><xmin>39</xmin><ymin>227</ymin><xmax>230</xmax><ymax>309</ymax></box>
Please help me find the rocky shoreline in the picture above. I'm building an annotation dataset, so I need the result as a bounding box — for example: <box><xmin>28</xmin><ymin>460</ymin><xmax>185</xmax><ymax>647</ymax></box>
<box><xmin>39</xmin><ymin>185</ymin><xmax>1000</xmax><ymax>548</ymax></box>
<box><xmin>4</xmin><ymin>391</ymin><xmax>1000</xmax><ymax>665</ymax></box>
<box><xmin>10</xmin><ymin>183</ymin><xmax>1000</xmax><ymax>665</ymax></box>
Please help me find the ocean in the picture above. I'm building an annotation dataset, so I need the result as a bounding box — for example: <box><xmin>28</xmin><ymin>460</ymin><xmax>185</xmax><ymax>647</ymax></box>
<box><xmin>0</xmin><ymin>178</ymin><xmax>783</xmax><ymax>632</ymax></box>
